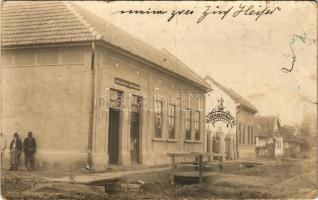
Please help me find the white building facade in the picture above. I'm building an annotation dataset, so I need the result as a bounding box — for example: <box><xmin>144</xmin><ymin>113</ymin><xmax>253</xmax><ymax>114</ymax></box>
<box><xmin>205</xmin><ymin>77</ymin><xmax>237</xmax><ymax>160</ymax></box>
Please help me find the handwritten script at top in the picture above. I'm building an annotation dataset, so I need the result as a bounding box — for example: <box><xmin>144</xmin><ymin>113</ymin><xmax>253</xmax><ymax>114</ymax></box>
<box><xmin>112</xmin><ymin>4</ymin><xmax>282</xmax><ymax>23</ymax></box>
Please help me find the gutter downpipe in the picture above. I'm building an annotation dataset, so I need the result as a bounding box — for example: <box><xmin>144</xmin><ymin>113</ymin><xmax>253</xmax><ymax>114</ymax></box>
<box><xmin>236</xmin><ymin>103</ymin><xmax>243</xmax><ymax>159</ymax></box>
<box><xmin>87</xmin><ymin>41</ymin><xmax>96</xmax><ymax>170</ymax></box>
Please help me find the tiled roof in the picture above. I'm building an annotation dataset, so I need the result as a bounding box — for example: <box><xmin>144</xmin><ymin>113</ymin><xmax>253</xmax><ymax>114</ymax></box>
<box><xmin>204</xmin><ymin>75</ymin><xmax>258</xmax><ymax>112</ymax></box>
<box><xmin>254</xmin><ymin>116</ymin><xmax>281</xmax><ymax>137</ymax></box>
<box><xmin>1</xmin><ymin>1</ymin><xmax>209</xmax><ymax>90</ymax></box>
<box><xmin>1</xmin><ymin>1</ymin><xmax>96</xmax><ymax>45</ymax></box>
<box><xmin>280</xmin><ymin>127</ymin><xmax>304</xmax><ymax>144</ymax></box>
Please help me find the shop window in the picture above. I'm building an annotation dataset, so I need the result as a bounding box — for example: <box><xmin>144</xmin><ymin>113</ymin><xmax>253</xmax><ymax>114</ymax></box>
<box><xmin>194</xmin><ymin>111</ymin><xmax>200</xmax><ymax>141</ymax></box>
<box><xmin>154</xmin><ymin>100</ymin><xmax>163</xmax><ymax>138</ymax></box>
<box><xmin>130</xmin><ymin>95</ymin><xmax>142</xmax><ymax>112</ymax></box>
<box><xmin>185</xmin><ymin>108</ymin><xmax>192</xmax><ymax>140</ymax></box>
<box><xmin>168</xmin><ymin>104</ymin><xmax>176</xmax><ymax>139</ymax></box>
<box><xmin>109</xmin><ymin>89</ymin><xmax>124</xmax><ymax>110</ymax></box>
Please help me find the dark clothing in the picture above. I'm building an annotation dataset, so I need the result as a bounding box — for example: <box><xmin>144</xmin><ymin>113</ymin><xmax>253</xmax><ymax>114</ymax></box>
<box><xmin>23</xmin><ymin>137</ymin><xmax>36</xmax><ymax>170</ymax></box>
<box><xmin>23</xmin><ymin>137</ymin><xmax>36</xmax><ymax>154</ymax></box>
<box><xmin>24</xmin><ymin>152</ymin><xmax>34</xmax><ymax>170</ymax></box>
<box><xmin>9</xmin><ymin>138</ymin><xmax>22</xmax><ymax>151</ymax></box>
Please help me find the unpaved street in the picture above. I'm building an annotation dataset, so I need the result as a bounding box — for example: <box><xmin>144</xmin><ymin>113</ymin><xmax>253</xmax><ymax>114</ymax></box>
<box><xmin>1</xmin><ymin>155</ymin><xmax>317</xmax><ymax>199</ymax></box>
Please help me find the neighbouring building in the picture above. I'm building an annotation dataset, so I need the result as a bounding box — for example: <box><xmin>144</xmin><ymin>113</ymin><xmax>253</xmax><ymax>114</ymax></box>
<box><xmin>204</xmin><ymin>76</ymin><xmax>237</xmax><ymax>160</ymax></box>
<box><xmin>255</xmin><ymin>116</ymin><xmax>284</xmax><ymax>159</ymax></box>
<box><xmin>235</xmin><ymin>94</ymin><xmax>258</xmax><ymax>160</ymax></box>
<box><xmin>204</xmin><ymin>76</ymin><xmax>258</xmax><ymax>160</ymax></box>
<box><xmin>1</xmin><ymin>2</ymin><xmax>209</xmax><ymax>170</ymax></box>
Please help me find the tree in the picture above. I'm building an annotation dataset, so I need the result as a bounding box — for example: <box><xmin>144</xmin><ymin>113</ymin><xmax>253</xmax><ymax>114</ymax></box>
<box><xmin>298</xmin><ymin>112</ymin><xmax>317</xmax><ymax>150</ymax></box>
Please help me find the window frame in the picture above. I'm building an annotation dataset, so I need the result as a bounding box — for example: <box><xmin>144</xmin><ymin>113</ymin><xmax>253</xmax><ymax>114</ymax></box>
<box><xmin>154</xmin><ymin>100</ymin><xmax>163</xmax><ymax>138</ymax></box>
<box><xmin>194</xmin><ymin>111</ymin><xmax>201</xmax><ymax>141</ymax></box>
<box><xmin>109</xmin><ymin>89</ymin><xmax>124</xmax><ymax>110</ymax></box>
<box><xmin>168</xmin><ymin>103</ymin><xmax>176</xmax><ymax>139</ymax></box>
<box><xmin>238</xmin><ymin>123</ymin><xmax>241</xmax><ymax>144</ymax></box>
<box><xmin>248</xmin><ymin>125</ymin><xmax>250</xmax><ymax>145</ymax></box>
<box><xmin>251</xmin><ymin>126</ymin><xmax>255</xmax><ymax>144</ymax></box>
<box><xmin>242</xmin><ymin>124</ymin><xmax>245</xmax><ymax>145</ymax></box>
<box><xmin>185</xmin><ymin>108</ymin><xmax>192</xmax><ymax>140</ymax></box>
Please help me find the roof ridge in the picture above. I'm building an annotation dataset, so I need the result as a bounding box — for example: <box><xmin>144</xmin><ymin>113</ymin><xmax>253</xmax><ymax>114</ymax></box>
<box><xmin>204</xmin><ymin>75</ymin><xmax>258</xmax><ymax>112</ymax></box>
<box><xmin>227</xmin><ymin>88</ymin><xmax>258</xmax><ymax>111</ymax></box>
<box><xmin>63</xmin><ymin>2</ymin><xmax>101</xmax><ymax>40</ymax></box>
<box><xmin>70</xmin><ymin>3</ymin><xmax>153</xmax><ymax>49</ymax></box>
<box><xmin>204</xmin><ymin>75</ymin><xmax>230</xmax><ymax>93</ymax></box>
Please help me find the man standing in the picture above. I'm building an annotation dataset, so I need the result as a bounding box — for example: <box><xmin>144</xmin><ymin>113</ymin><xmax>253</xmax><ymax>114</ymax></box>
<box><xmin>1</xmin><ymin>132</ymin><xmax>7</xmax><ymax>166</ymax></box>
<box><xmin>23</xmin><ymin>131</ymin><xmax>37</xmax><ymax>171</ymax></box>
<box><xmin>9</xmin><ymin>132</ymin><xmax>22</xmax><ymax>170</ymax></box>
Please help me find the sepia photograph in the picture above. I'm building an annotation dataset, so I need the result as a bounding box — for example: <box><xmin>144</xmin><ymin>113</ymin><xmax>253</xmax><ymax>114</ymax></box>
<box><xmin>0</xmin><ymin>1</ymin><xmax>317</xmax><ymax>199</ymax></box>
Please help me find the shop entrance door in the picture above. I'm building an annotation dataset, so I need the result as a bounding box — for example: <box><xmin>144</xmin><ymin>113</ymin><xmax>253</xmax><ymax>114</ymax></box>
<box><xmin>130</xmin><ymin>111</ymin><xmax>140</xmax><ymax>164</ymax></box>
<box><xmin>108</xmin><ymin>108</ymin><xmax>120</xmax><ymax>164</ymax></box>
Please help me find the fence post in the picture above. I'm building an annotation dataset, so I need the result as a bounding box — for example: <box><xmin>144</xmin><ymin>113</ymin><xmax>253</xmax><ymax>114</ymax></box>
<box><xmin>198</xmin><ymin>154</ymin><xmax>203</xmax><ymax>183</ymax></box>
<box><xmin>220</xmin><ymin>155</ymin><xmax>224</xmax><ymax>172</ymax></box>
<box><xmin>170</xmin><ymin>155</ymin><xmax>176</xmax><ymax>185</ymax></box>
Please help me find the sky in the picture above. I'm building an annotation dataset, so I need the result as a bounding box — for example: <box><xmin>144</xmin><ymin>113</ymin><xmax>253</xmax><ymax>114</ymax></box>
<box><xmin>78</xmin><ymin>1</ymin><xmax>317</xmax><ymax>125</ymax></box>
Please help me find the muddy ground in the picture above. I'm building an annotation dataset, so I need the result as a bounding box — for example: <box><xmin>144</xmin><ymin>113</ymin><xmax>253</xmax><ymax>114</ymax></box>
<box><xmin>1</xmin><ymin>156</ymin><xmax>317</xmax><ymax>200</ymax></box>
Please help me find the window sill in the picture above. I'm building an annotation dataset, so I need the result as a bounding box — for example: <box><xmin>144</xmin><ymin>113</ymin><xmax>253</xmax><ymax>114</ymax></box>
<box><xmin>166</xmin><ymin>139</ymin><xmax>178</xmax><ymax>143</ymax></box>
<box><xmin>184</xmin><ymin>140</ymin><xmax>202</xmax><ymax>144</ymax></box>
<box><xmin>152</xmin><ymin>138</ymin><xmax>165</xmax><ymax>142</ymax></box>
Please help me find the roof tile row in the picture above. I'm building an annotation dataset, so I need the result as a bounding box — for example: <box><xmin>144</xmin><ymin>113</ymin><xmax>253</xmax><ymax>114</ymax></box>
<box><xmin>1</xmin><ymin>1</ymin><xmax>209</xmax><ymax>89</ymax></box>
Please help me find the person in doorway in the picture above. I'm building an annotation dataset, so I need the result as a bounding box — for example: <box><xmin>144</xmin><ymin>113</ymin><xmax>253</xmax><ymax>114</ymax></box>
<box><xmin>1</xmin><ymin>132</ymin><xmax>7</xmax><ymax>166</ymax></box>
<box><xmin>9</xmin><ymin>132</ymin><xmax>22</xmax><ymax>170</ymax></box>
<box><xmin>23</xmin><ymin>131</ymin><xmax>37</xmax><ymax>171</ymax></box>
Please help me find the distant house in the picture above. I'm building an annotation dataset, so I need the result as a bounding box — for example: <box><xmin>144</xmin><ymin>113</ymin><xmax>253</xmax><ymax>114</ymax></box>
<box><xmin>204</xmin><ymin>76</ymin><xmax>258</xmax><ymax>160</ymax></box>
<box><xmin>255</xmin><ymin>116</ymin><xmax>284</xmax><ymax>159</ymax></box>
<box><xmin>280</xmin><ymin>126</ymin><xmax>305</xmax><ymax>157</ymax></box>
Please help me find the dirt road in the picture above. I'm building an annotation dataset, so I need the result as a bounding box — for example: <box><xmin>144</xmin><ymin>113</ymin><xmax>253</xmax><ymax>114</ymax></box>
<box><xmin>1</xmin><ymin>157</ymin><xmax>317</xmax><ymax>199</ymax></box>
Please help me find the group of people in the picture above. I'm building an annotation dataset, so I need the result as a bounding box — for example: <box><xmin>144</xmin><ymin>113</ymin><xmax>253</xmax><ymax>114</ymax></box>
<box><xmin>1</xmin><ymin>131</ymin><xmax>37</xmax><ymax>171</ymax></box>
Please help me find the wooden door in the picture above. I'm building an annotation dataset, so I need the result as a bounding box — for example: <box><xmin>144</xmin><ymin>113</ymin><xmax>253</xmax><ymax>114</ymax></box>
<box><xmin>108</xmin><ymin>108</ymin><xmax>120</xmax><ymax>164</ymax></box>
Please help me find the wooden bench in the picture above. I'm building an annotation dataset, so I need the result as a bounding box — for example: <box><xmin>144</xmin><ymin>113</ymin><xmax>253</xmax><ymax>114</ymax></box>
<box><xmin>167</xmin><ymin>152</ymin><xmax>225</xmax><ymax>183</ymax></box>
